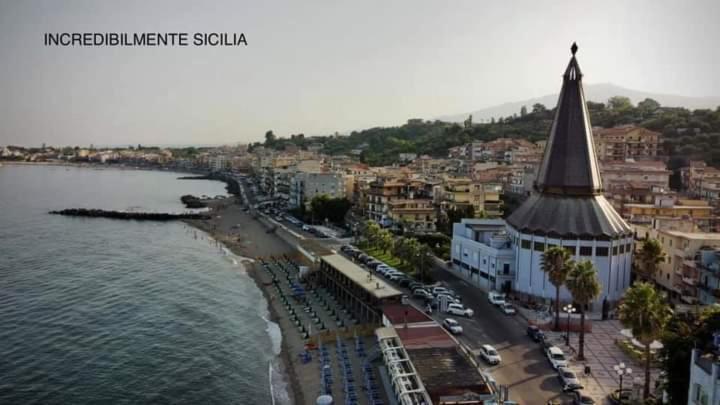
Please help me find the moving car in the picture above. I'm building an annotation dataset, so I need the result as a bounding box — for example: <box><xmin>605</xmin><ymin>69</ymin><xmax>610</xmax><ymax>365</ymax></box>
<box><xmin>545</xmin><ymin>346</ymin><xmax>569</xmax><ymax>370</ymax></box>
<box><xmin>557</xmin><ymin>366</ymin><xmax>583</xmax><ymax>391</ymax></box>
<box><xmin>445</xmin><ymin>303</ymin><xmax>474</xmax><ymax>318</ymax></box>
<box><xmin>442</xmin><ymin>318</ymin><xmax>463</xmax><ymax>335</ymax></box>
<box><xmin>488</xmin><ymin>291</ymin><xmax>506</xmax><ymax>306</ymax></box>
<box><xmin>479</xmin><ymin>344</ymin><xmax>501</xmax><ymax>365</ymax></box>
<box><xmin>526</xmin><ymin>325</ymin><xmax>545</xmax><ymax>342</ymax></box>
<box><xmin>500</xmin><ymin>302</ymin><xmax>516</xmax><ymax>315</ymax></box>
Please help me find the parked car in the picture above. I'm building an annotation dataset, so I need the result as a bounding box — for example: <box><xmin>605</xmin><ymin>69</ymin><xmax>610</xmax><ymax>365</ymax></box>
<box><xmin>434</xmin><ymin>293</ymin><xmax>461</xmax><ymax>305</ymax></box>
<box><xmin>375</xmin><ymin>265</ymin><xmax>391</xmax><ymax>275</ymax></box>
<box><xmin>413</xmin><ymin>289</ymin><xmax>433</xmax><ymax>300</ymax></box>
<box><xmin>557</xmin><ymin>366</ymin><xmax>583</xmax><ymax>391</ymax></box>
<box><xmin>500</xmin><ymin>302</ymin><xmax>516</xmax><ymax>315</ymax></box>
<box><xmin>572</xmin><ymin>390</ymin><xmax>596</xmax><ymax>404</ymax></box>
<box><xmin>397</xmin><ymin>277</ymin><xmax>412</xmax><ymax>287</ymax></box>
<box><xmin>445</xmin><ymin>303</ymin><xmax>474</xmax><ymax>318</ymax></box>
<box><xmin>367</xmin><ymin>260</ymin><xmax>383</xmax><ymax>270</ymax></box>
<box><xmin>526</xmin><ymin>325</ymin><xmax>546</xmax><ymax>342</ymax></box>
<box><xmin>340</xmin><ymin>245</ymin><xmax>353</xmax><ymax>253</ymax></box>
<box><xmin>479</xmin><ymin>344</ymin><xmax>501</xmax><ymax>365</ymax></box>
<box><xmin>545</xmin><ymin>346</ymin><xmax>569</xmax><ymax>370</ymax></box>
<box><xmin>408</xmin><ymin>282</ymin><xmax>425</xmax><ymax>291</ymax></box>
<box><xmin>387</xmin><ymin>272</ymin><xmax>404</xmax><ymax>282</ymax></box>
<box><xmin>301</xmin><ymin>225</ymin><xmax>311</xmax><ymax>231</ymax></box>
<box><xmin>432</xmin><ymin>286</ymin><xmax>452</xmax><ymax>296</ymax></box>
<box><xmin>488</xmin><ymin>291</ymin><xmax>506</xmax><ymax>306</ymax></box>
<box><xmin>442</xmin><ymin>318</ymin><xmax>463</xmax><ymax>335</ymax></box>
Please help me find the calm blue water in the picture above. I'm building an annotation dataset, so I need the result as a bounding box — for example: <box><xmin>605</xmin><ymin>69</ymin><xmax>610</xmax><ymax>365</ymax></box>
<box><xmin>0</xmin><ymin>165</ymin><xmax>285</xmax><ymax>404</ymax></box>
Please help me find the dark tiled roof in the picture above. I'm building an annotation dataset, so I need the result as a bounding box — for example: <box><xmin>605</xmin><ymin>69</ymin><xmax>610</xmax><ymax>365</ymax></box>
<box><xmin>508</xmin><ymin>45</ymin><xmax>630</xmax><ymax>239</ymax></box>
<box><xmin>507</xmin><ymin>193</ymin><xmax>632</xmax><ymax>239</ymax></box>
<box><xmin>535</xmin><ymin>53</ymin><xmax>602</xmax><ymax>196</ymax></box>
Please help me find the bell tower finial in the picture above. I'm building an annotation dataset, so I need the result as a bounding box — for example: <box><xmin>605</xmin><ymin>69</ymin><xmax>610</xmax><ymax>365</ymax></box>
<box><xmin>571</xmin><ymin>42</ymin><xmax>578</xmax><ymax>56</ymax></box>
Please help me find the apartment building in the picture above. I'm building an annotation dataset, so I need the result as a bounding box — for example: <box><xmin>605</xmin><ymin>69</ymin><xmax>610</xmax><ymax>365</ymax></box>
<box><xmin>436</xmin><ymin>176</ymin><xmax>503</xmax><ymax>218</ymax></box>
<box><xmin>289</xmin><ymin>171</ymin><xmax>345</xmax><ymax>209</ymax></box>
<box><xmin>593</xmin><ymin>125</ymin><xmax>661</xmax><ymax>161</ymax></box>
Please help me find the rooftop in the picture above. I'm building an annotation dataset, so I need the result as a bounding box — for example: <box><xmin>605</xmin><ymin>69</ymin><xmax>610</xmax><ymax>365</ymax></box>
<box><xmin>383</xmin><ymin>303</ymin><xmax>434</xmax><ymax>325</ymax></box>
<box><xmin>407</xmin><ymin>346</ymin><xmax>493</xmax><ymax>400</ymax></box>
<box><xmin>663</xmin><ymin>231</ymin><xmax>720</xmax><ymax>241</ymax></box>
<box><xmin>320</xmin><ymin>254</ymin><xmax>402</xmax><ymax>300</ymax></box>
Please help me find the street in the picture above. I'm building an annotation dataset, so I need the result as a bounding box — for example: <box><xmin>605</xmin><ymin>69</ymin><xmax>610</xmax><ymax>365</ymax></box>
<box><xmin>427</xmin><ymin>263</ymin><xmax>573</xmax><ymax>404</ymax></box>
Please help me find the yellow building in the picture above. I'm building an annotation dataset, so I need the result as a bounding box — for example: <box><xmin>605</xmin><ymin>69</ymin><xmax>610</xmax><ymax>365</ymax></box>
<box><xmin>635</xmin><ymin>224</ymin><xmax>720</xmax><ymax>303</ymax></box>
<box><xmin>624</xmin><ymin>199</ymin><xmax>713</xmax><ymax>225</ymax></box>
<box><xmin>387</xmin><ymin>199</ymin><xmax>437</xmax><ymax>233</ymax></box>
<box><xmin>437</xmin><ymin>177</ymin><xmax>503</xmax><ymax>218</ymax></box>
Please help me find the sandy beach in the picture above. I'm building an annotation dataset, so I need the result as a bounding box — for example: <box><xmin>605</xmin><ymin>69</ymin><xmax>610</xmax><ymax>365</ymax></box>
<box><xmin>184</xmin><ymin>198</ymin><xmax>314</xmax><ymax>405</ymax></box>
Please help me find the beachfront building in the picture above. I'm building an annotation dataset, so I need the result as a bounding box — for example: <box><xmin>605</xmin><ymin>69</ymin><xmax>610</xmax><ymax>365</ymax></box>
<box><xmin>436</xmin><ymin>176</ymin><xmax>504</xmax><ymax>218</ymax></box>
<box><xmin>288</xmin><ymin>171</ymin><xmax>345</xmax><ymax>209</ymax></box>
<box><xmin>450</xmin><ymin>45</ymin><xmax>634</xmax><ymax>304</ymax></box>
<box><xmin>593</xmin><ymin>125</ymin><xmax>661</xmax><ymax>161</ymax></box>
<box><xmin>316</xmin><ymin>254</ymin><xmax>402</xmax><ymax>324</ymax></box>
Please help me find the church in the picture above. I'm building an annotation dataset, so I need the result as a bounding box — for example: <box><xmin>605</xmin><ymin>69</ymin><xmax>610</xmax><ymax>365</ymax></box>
<box><xmin>450</xmin><ymin>44</ymin><xmax>634</xmax><ymax>304</ymax></box>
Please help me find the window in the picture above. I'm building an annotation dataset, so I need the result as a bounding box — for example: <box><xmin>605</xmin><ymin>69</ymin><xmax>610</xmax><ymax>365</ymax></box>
<box><xmin>619</xmin><ymin>244</ymin><xmax>625</xmax><ymax>254</ymax></box>
<box><xmin>626</xmin><ymin>243</ymin><xmax>633</xmax><ymax>252</ymax></box>
<box><xmin>521</xmin><ymin>239</ymin><xmax>531</xmax><ymax>249</ymax></box>
<box><xmin>596</xmin><ymin>247</ymin><xmax>609</xmax><ymax>256</ymax></box>
<box><xmin>613</xmin><ymin>246</ymin><xmax>619</xmax><ymax>255</ymax></box>
<box><xmin>503</xmin><ymin>263</ymin><xmax>510</xmax><ymax>274</ymax></box>
<box><xmin>579</xmin><ymin>246</ymin><xmax>593</xmax><ymax>256</ymax></box>
<box><xmin>534</xmin><ymin>242</ymin><xmax>545</xmax><ymax>252</ymax></box>
<box><xmin>563</xmin><ymin>245</ymin><xmax>575</xmax><ymax>255</ymax></box>
<box><xmin>669</xmin><ymin>239</ymin><xmax>673</xmax><ymax>247</ymax></box>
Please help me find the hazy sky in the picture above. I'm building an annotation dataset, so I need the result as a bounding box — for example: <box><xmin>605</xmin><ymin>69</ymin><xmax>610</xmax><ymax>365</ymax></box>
<box><xmin>1</xmin><ymin>0</ymin><xmax>719</xmax><ymax>147</ymax></box>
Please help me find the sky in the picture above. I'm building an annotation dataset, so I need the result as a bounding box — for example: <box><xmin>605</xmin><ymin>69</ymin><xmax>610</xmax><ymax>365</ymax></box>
<box><xmin>1</xmin><ymin>0</ymin><xmax>719</xmax><ymax>147</ymax></box>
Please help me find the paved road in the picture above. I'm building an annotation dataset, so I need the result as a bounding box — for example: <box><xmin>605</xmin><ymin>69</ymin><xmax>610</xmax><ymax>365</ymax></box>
<box><xmin>427</xmin><ymin>264</ymin><xmax>574</xmax><ymax>405</ymax></box>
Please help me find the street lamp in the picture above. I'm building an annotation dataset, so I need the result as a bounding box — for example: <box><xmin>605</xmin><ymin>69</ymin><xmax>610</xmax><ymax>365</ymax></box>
<box><xmin>563</xmin><ymin>304</ymin><xmax>576</xmax><ymax>346</ymax></box>
<box><xmin>613</xmin><ymin>362</ymin><xmax>632</xmax><ymax>396</ymax></box>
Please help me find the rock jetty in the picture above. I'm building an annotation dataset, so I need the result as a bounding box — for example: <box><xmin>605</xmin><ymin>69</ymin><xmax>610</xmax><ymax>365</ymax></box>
<box><xmin>49</xmin><ymin>208</ymin><xmax>210</xmax><ymax>221</ymax></box>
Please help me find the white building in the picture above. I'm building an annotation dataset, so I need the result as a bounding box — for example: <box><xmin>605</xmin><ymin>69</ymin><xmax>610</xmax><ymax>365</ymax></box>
<box><xmin>209</xmin><ymin>155</ymin><xmax>228</xmax><ymax>171</ymax></box>
<box><xmin>450</xmin><ymin>45</ymin><xmax>634</xmax><ymax>305</ymax></box>
<box><xmin>451</xmin><ymin>219</ymin><xmax>515</xmax><ymax>292</ymax></box>
<box><xmin>689</xmin><ymin>349</ymin><xmax>720</xmax><ymax>405</ymax></box>
<box><xmin>289</xmin><ymin>172</ymin><xmax>345</xmax><ymax>208</ymax></box>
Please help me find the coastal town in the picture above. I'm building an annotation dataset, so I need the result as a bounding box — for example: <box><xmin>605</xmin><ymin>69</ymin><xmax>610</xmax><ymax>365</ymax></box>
<box><xmin>4</xmin><ymin>49</ymin><xmax>720</xmax><ymax>405</ymax></box>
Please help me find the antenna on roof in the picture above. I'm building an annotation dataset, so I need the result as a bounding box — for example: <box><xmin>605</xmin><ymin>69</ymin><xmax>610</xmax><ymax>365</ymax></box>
<box><xmin>571</xmin><ymin>42</ymin><xmax>578</xmax><ymax>56</ymax></box>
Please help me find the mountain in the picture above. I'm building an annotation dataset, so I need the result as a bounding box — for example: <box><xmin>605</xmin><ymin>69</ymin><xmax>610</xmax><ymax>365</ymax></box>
<box><xmin>438</xmin><ymin>83</ymin><xmax>720</xmax><ymax>123</ymax></box>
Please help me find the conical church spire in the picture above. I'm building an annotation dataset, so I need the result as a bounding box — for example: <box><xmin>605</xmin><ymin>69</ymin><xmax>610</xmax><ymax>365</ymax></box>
<box><xmin>534</xmin><ymin>43</ymin><xmax>602</xmax><ymax>196</ymax></box>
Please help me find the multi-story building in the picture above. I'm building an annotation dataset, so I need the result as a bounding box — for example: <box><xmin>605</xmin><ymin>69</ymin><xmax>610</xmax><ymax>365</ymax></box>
<box><xmin>365</xmin><ymin>177</ymin><xmax>434</xmax><ymax>228</ymax></box>
<box><xmin>436</xmin><ymin>176</ymin><xmax>503</xmax><ymax>218</ymax></box>
<box><xmin>682</xmin><ymin>161</ymin><xmax>720</xmax><ymax>203</ymax></box>
<box><xmin>593</xmin><ymin>125</ymin><xmax>661</xmax><ymax>161</ymax></box>
<box><xmin>289</xmin><ymin>171</ymin><xmax>345</xmax><ymax>209</ymax></box>
<box><xmin>688</xmin><ymin>349</ymin><xmax>720</xmax><ymax>405</ymax></box>
<box><xmin>690</xmin><ymin>247</ymin><xmax>720</xmax><ymax>305</ymax></box>
<box><xmin>450</xmin><ymin>219</ymin><xmax>515</xmax><ymax>292</ymax></box>
<box><xmin>634</xmin><ymin>223</ymin><xmax>720</xmax><ymax>303</ymax></box>
<box><xmin>624</xmin><ymin>198</ymin><xmax>714</xmax><ymax>230</ymax></box>
<box><xmin>386</xmin><ymin>199</ymin><xmax>437</xmax><ymax>233</ymax></box>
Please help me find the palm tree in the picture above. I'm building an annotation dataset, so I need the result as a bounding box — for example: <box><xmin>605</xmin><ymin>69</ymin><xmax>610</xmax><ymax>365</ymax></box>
<box><xmin>635</xmin><ymin>238</ymin><xmax>665</xmax><ymax>282</ymax></box>
<box><xmin>619</xmin><ymin>282</ymin><xmax>672</xmax><ymax>399</ymax></box>
<box><xmin>413</xmin><ymin>243</ymin><xmax>433</xmax><ymax>281</ymax></box>
<box><xmin>566</xmin><ymin>260</ymin><xmax>602</xmax><ymax>361</ymax></box>
<box><xmin>541</xmin><ymin>246</ymin><xmax>574</xmax><ymax>331</ymax></box>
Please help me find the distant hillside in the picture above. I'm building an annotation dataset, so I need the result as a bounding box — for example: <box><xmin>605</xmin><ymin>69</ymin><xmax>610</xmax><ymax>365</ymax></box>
<box><xmin>438</xmin><ymin>83</ymin><xmax>720</xmax><ymax>123</ymax></box>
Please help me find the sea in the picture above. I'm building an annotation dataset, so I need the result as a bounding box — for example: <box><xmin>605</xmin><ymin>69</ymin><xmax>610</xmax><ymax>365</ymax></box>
<box><xmin>0</xmin><ymin>164</ymin><xmax>289</xmax><ymax>404</ymax></box>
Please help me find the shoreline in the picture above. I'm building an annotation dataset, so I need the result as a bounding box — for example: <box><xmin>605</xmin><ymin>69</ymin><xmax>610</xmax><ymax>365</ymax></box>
<box><xmin>183</xmin><ymin>200</ymin><xmax>307</xmax><ymax>405</ymax></box>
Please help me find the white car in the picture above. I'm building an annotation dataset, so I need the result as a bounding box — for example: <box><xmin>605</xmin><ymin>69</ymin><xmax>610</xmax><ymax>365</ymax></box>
<box><xmin>488</xmin><ymin>291</ymin><xmax>506</xmax><ymax>306</ymax></box>
<box><xmin>443</xmin><ymin>318</ymin><xmax>463</xmax><ymax>335</ymax></box>
<box><xmin>479</xmin><ymin>344</ymin><xmax>502</xmax><ymax>365</ymax></box>
<box><xmin>432</xmin><ymin>286</ymin><xmax>452</xmax><ymax>296</ymax></box>
<box><xmin>434</xmin><ymin>293</ymin><xmax>461</xmax><ymax>305</ymax></box>
<box><xmin>500</xmin><ymin>302</ymin><xmax>516</xmax><ymax>315</ymax></box>
<box><xmin>558</xmin><ymin>366</ymin><xmax>584</xmax><ymax>391</ymax></box>
<box><xmin>546</xmin><ymin>346</ymin><xmax>569</xmax><ymax>370</ymax></box>
<box><xmin>446</xmin><ymin>303</ymin><xmax>474</xmax><ymax>318</ymax></box>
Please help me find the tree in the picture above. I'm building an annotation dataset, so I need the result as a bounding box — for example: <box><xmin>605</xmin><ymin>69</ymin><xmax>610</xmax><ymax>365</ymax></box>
<box><xmin>362</xmin><ymin>220</ymin><xmax>381</xmax><ymax>249</ymax></box>
<box><xmin>520</xmin><ymin>105</ymin><xmax>528</xmax><ymax>117</ymax></box>
<box><xmin>607</xmin><ymin>96</ymin><xmax>633</xmax><ymax>112</ymax></box>
<box><xmin>635</xmin><ymin>239</ymin><xmax>665</xmax><ymax>281</ymax></box>
<box><xmin>541</xmin><ymin>246</ymin><xmax>574</xmax><ymax>331</ymax></box>
<box><xmin>638</xmin><ymin>98</ymin><xmax>661</xmax><ymax>117</ymax></box>
<box><xmin>413</xmin><ymin>243</ymin><xmax>433</xmax><ymax>281</ymax></box>
<box><xmin>566</xmin><ymin>260</ymin><xmax>601</xmax><ymax>361</ymax></box>
<box><xmin>264</xmin><ymin>130</ymin><xmax>277</xmax><ymax>147</ymax></box>
<box><xmin>532</xmin><ymin>103</ymin><xmax>547</xmax><ymax>114</ymax></box>
<box><xmin>619</xmin><ymin>282</ymin><xmax>672</xmax><ymax>400</ymax></box>
<box><xmin>378</xmin><ymin>229</ymin><xmax>394</xmax><ymax>254</ymax></box>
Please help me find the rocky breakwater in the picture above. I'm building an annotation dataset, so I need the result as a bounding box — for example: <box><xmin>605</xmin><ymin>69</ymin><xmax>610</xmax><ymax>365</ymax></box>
<box><xmin>49</xmin><ymin>208</ymin><xmax>211</xmax><ymax>221</ymax></box>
